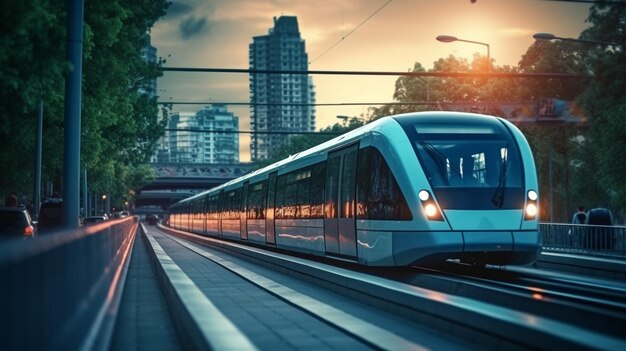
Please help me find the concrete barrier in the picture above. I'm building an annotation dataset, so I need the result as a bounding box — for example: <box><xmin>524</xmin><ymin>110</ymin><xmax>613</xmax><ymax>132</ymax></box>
<box><xmin>0</xmin><ymin>217</ymin><xmax>138</xmax><ymax>350</ymax></box>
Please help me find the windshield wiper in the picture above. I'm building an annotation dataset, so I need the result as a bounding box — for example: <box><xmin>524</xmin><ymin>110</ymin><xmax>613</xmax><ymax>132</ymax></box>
<box><xmin>418</xmin><ymin>140</ymin><xmax>460</xmax><ymax>186</ymax></box>
<box><xmin>492</xmin><ymin>144</ymin><xmax>509</xmax><ymax>208</ymax></box>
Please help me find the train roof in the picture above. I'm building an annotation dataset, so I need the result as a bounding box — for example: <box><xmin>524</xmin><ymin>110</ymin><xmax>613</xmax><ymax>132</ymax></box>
<box><xmin>172</xmin><ymin>111</ymin><xmax>509</xmax><ymax>206</ymax></box>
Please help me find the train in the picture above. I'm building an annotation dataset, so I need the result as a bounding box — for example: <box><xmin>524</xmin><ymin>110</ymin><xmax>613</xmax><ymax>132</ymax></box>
<box><xmin>168</xmin><ymin>111</ymin><xmax>540</xmax><ymax>267</ymax></box>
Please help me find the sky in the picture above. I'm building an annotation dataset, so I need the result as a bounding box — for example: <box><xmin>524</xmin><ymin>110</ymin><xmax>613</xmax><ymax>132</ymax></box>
<box><xmin>151</xmin><ymin>0</ymin><xmax>592</xmax><ymax>162</ymax></box>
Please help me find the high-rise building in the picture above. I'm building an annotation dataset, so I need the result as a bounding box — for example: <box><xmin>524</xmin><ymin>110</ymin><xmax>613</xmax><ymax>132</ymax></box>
<box><xmin>249</xmin><ymin>16</ymin><xmax>316</xmax><ymax>161</ymax></box>
<box><xmin>140</xmin><ymin>33</ymin><xmax>157</xmax><ymax>97</ymax></box>
<box><xmin>196</xmin><ymin>104</ymin><xmax>240</xmax><ymax>164</ymax></box>
<box><xmin>152</xmin><ymin>105</ymin><xmax>239</xmax><ymax>164</ymax></box>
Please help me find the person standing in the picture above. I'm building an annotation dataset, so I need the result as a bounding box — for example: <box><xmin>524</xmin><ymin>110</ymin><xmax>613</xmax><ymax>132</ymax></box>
<box><xmin>572</xmin><ymin>206</ymin><xmax>587</xmax><ymax>224</ymax></box>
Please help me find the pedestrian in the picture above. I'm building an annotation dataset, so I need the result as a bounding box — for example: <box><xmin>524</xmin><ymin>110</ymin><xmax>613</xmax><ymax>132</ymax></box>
<box><xmin>572</xmin><ymin>206</ymin><xmax>587</xmax><ymax>224</ymax></box>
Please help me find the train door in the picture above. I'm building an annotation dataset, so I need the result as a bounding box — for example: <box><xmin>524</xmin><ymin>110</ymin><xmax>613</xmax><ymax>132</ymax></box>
<box><xmin>203</xmin><ymin>195</ymin><xmax>209</xmax><ymax>235</ymax></box>
<box><xmin>217</xmin><ymin>190</ymin><xmax>224</xmax><ymax>237</ymax></box>
<box><xmin>240</xmin><ymin>181</ymin><xmax>249</xmax><ymax>240</ymax></box>
<box><xmin>324</xmin><ymin>143</ymin><xmax>358</xmax><ymax>257</ymax></box>
<box><xmin>266</xmin><ymin>172</ymin><xmax>277</xmax><ymax>245</ymax></box>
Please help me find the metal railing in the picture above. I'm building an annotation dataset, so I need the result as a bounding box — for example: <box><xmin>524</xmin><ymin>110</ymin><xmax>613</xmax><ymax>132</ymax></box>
<box><xmin>0</xmin><ymin>217</ymin><xmax>138</xmax><ymax>350</ymax></box>
<box><xmin>540</xmin><ymin>223</ymin><xmax>626</xmax><ymax>258</ymax></box>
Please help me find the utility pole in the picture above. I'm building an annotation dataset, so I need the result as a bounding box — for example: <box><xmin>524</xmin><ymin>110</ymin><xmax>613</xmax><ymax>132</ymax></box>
<box><xmin>34</xmin><ymin>101</ymin><xmax>43</xmax><ymax>220</ymax></box>
<box><xmin>62</xmin><ymin>0</ymin><xmax>84</xmax><ymax>229</ymax></box>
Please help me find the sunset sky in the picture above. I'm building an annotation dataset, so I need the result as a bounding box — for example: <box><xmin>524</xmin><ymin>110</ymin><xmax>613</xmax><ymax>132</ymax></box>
<box><xmin>151</xmin><ymin>0</ymin><xmax>592</xmax><ymax>161</ymax></box>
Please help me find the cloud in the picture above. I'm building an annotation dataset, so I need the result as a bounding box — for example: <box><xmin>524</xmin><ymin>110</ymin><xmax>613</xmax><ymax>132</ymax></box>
<box><xmin>165</xmin><ymin>1</ymin><xmax>195</xmax><ymax>19</ymax></box>
<box><xmin>179</xmin><ymin>16</ymin><xmax>209</xmax><ymax>39</ymax></box>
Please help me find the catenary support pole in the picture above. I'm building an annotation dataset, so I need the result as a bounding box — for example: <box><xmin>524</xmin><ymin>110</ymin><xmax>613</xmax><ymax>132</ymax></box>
<box><xmin>62</xmin><ymin>0</ymin><xmax>84</xmax><ymax>229</ymax></box>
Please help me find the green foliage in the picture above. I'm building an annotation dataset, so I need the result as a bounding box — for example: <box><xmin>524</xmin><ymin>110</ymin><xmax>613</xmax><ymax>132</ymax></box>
<box><xmin>0</xmin><ymin>0</ymin><xmax>169</xmax><ymax>206</ymax></box>
<box><xmin>368</xmin><ymin>36</ymin><xmax>614</xmax><ymax>221</ymax></box>
<box><xmin>579</xmin><ymin>4</ymin><xmax>626</xmax><ymax>210</ymax></box>
<box><xmin>369</xmin><ymin>54</ymin><xmax>526</xmax><ymax>120</ymax></box>
<box><xmin>253</xmin><ymin>118</ymin><xmax>366</xmax><ymax>169</ymax></box>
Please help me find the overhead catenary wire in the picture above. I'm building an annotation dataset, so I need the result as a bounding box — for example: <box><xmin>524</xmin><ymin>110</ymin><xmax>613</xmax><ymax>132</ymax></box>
<box><xmin>160</xmin><ymin>67</ymin><xmax>592</xmax><ymax>79</ymax></box>
<box><xmin>165</xmin><ymin>128</ymin><xmax>342</xmax><ymax>136</ymax></box>
<box><xmin>308</xmin><ymin>0</ymin><xmax>393</xmax><ymax>65</ymax></box>
<box><xmin>157</xmin><ymin>101</ymin><xmax>436</xmax><ymax>106</ymax></box>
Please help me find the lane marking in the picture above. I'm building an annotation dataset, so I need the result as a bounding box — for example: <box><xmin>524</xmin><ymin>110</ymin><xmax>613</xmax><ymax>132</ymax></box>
<box><xmin>165</xmin><ymin>234</ymin><xmax>428</xmax><ymax>351</ymax></box>
<box><xmin>145</xmin><ymin>232</ymin><xmax>257</xmax><ymax>351</ymax></box>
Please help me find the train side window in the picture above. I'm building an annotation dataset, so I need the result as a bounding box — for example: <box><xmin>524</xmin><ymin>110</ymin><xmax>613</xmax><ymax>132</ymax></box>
<box><xmin>275</xmin><ymin>175</ymin><xmax>287</xmax><ymax>219</ymax></box>
<box><xmin>276</xmin><ymin>161</ymin><xmax>326</xmax><ymax>219</ymax></box>
<box><xmin>222</xmin><ymin>188</ymin><xmax>242</xmax><ymax>220</ymax></box>
<box><xmin>356</xmin><ymin>147</ymin><xmax>412</xmax><ymax>220</ymax></box>
<box><xmin>207</xmin><ymin>193</ymin><xmax>220</xmax><ymax>220</ymax></box>
<box><xmin>325</xmin><ymin>157</ymin><xmax>341</xmax><ymax>219</ymax></box>
<box><xmin>247</xmin><ymin>181</ymin><xmax>268</xmax><ymax>219</ymax></box>
<box><xmin>310</xmin><ymin>162</ymin><xmax>326</xmax><ymax>218</ymax></box>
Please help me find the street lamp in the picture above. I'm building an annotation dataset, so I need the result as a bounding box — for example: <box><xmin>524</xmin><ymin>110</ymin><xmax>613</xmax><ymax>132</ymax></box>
<box><xmin>337</xmin><ymin>115</ymin><xmax>368</xmax><ymax>127</ymax></box>
<box><xmin>436</xmin><ymin>35</ymin><xmax>490</xmax><ymax>60</ymax></box>
<box><xmin>533</xmin><ymin>32</ymin><xmax>617</xmax><ymax>47</ymax></box>
<box><xmin>101</xmin><ymin>194</ymin><xmax>107</xmax><ymax>214</ymax></box>
<box><xmin>336</xmin><ymin>115</ymin><xmax>349</xmax><ymax>126</ymax></box>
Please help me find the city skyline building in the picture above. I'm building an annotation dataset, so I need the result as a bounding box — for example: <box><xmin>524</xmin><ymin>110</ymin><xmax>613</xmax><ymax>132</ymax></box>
<box><xmin>152</xmin><ymin>104</ymin><xmax>239</xmax><ymax>164</ymax></box>
<box><xmin>140</xmin><ymin>33</ymin><xmax>157</xmax><ymax>97</ymax></box>
<box><xmin>249</xmin><ymin>16</ymin><xmax>316</xmax><ymax>161</ymax></box>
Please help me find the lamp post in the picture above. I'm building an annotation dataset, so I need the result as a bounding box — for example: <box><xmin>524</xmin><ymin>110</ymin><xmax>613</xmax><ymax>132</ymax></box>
<box><xmin>436</xmin><ymin>35</ymin><xmax>490</xmax><ymax>60</ymax></box>
<box><xmin>533</xmin><ymin>32</ymin><xmax>617</xmax><ymax>47</ymax></box>
<box><xmin>336</xmin><ymin>115</ymin><xmax>349</xmax><ymax>126</ymax></box>
<box><xmin>337</xmin><ymin>115</ymin><xmax>368</xmax><ymax>127</ymax></box>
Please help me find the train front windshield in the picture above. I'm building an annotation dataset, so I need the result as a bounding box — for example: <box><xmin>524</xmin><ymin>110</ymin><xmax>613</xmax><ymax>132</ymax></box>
<box><xmin>410</xmin><ymin>122</ymin><xmax>524</xmax><ymax>210</ymax></box>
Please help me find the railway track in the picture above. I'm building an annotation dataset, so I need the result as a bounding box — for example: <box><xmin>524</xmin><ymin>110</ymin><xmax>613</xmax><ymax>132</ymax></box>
<box><xmin>152</xmin><ymin>225</ymin><xmax>626</xmax><ymax>350</ymax></box>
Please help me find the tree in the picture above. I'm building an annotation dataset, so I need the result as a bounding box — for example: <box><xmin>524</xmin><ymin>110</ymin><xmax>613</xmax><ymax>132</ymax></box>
<box><xmin>369</xmin><ymin>47</ymin><xmax>596</xmax><ymax>222</ymax></box>
<box><xmin>0</xmin><ymin>0</ymin><xmax>169</xmax><ymax>207</ymax></box>
<box><xmin>254</xmin><ymin>118</ymin><xmax>366</xmax><ymax>169</ymax></box>
<box><xmin>579</xmin><ymin>4</ymin><xmax>626</xmax><ymax>211</ymax></box>
<box><xmin>370</xmin><ymin>54</ymin><xmax>524</xmax><ymax>120</ymax></box>
<box><xmin>0</xmin><ymin>0</ymin><xmax>66</xmax><ymax>201</ymax></box>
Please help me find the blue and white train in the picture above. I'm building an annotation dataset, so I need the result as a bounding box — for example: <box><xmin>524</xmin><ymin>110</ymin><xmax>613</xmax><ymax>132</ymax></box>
<box><xmin>168</xmin><ymin>111</ymin><xmax>540</xmax><ymax>266</ymax></box>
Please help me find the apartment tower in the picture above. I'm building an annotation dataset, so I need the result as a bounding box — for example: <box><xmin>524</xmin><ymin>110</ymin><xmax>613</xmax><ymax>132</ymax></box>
<box><xmin>249</xmin><ymin>16</ymin><xmax>316</xmax><ymax>161</ymax></box>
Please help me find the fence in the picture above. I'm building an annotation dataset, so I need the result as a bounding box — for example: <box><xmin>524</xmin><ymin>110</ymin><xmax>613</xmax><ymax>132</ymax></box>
<box><xmin>0</xmin><ymin>217</ymin><xmax>138</xmax><ymax>350</ymax></box>
<box><xmin>540</xmin><ymin>223</ymin><xmax>626</xmax><ymax>258</ymax></box>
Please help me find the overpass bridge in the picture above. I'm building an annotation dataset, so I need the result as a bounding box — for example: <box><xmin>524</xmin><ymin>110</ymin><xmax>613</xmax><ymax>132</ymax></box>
<box><xmin>133</xmin><ymin>162</ymin><xmax>255</xmax><ymax>210</ymax></box>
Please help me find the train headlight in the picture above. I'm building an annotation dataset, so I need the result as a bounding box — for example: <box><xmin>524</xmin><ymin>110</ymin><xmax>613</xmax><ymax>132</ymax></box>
<box><xmin>524</xmin><ymin>189</ymin><xmax>538</xmax><ymax>220</ymax></box>
<box><xmin>525</xmin><ymin>203</ymin><xmax>537</xmax><ymax>218</ymax></box>
<box><xmin>424</xmin><ymin>203</ymin><xmax>438</xmax><ymax>218</ymax></box>
<box><xmin>419</xmin><ymin>189</ymin><xmax>443</xmax><ymax>221</ymax></box>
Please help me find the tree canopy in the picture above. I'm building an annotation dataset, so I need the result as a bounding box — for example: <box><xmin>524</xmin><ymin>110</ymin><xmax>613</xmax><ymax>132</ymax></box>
<box><xmin>0</xmin><ymin>0</ymin><xmax>169</xmax><ymax>209</ymax></box>
<box><xmin>364</xmin><ymin>3</ymin><xmax>624</xmax><ymax>222</ymax></box>
<box><xmin>579</xmin><ymin>4</ymin><xmax>626</xmax><ymax>208</ymax></box>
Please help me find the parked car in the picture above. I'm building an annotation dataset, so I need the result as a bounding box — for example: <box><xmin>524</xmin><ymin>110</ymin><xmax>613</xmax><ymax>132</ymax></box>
<box><xmin>119</xmin><ymin>210</ymin><xmax>130</xmax><ymax>217</ymax></box>
<box><xmin>37</xmin><ymin>199</ymin><xmax>63</xmax><ymax>234</ymax></box>
<box><xmin>146</xmin><ymin>214</ymin><xmax>159</xmax><ymax>225</ymax></box>
<box><xmin>582</xmin><ymin>208</ymin><xmax>615</xmax><ymax>251</ymax></box>
<box><xmin>82</xmin><ymin>216</ymin><xmax>107</xmax><ymax>225</ymax></box>
<box><xmin>0</xmin><ymin>207</ymin><xmax>36</xmax><ymax>240</ymax></box>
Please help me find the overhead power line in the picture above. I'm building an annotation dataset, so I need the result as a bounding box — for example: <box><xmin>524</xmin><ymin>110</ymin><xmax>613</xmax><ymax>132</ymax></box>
<box><xmin>157</xmin><ymin>101</ymin><xmax>434</xmax><ymax>106</ymax></box>
<box><xmin>165</xmin><ymin>128</ymin><xmax>342</xmax><ymax>136</ymax></box>
<box><xmin>309</xmin><ymin>0</ymin><xmax>393</xmax><ymax>65</ymax></box>
<box><xmin>160</xmin><ymin>67</ymin><xmax>592</xmax><ymax>79</ymax></box>
<box><xmin>542</xmin><ymin>0</ymin><xmax>626</xmax><ymax>4</ymax></box>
